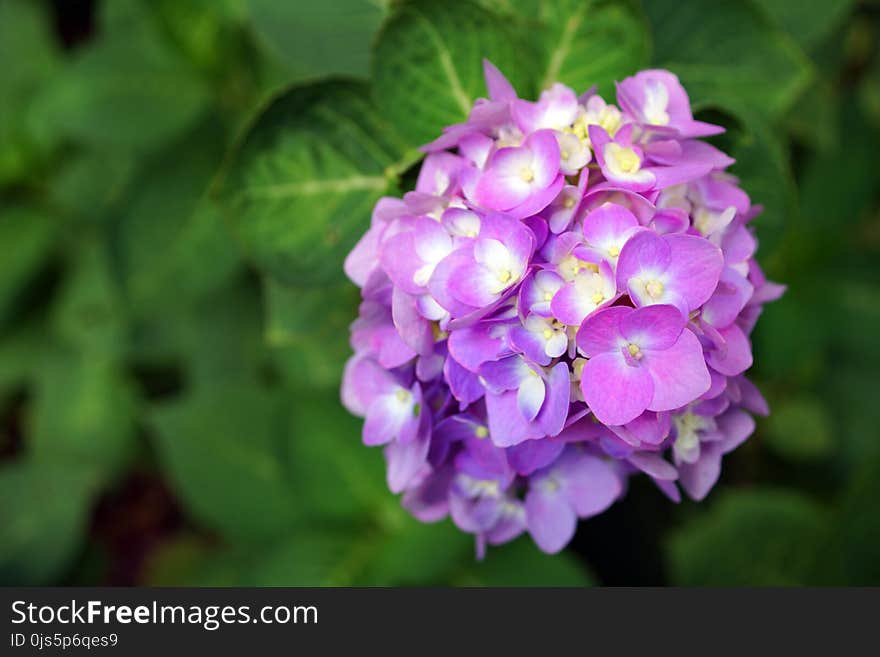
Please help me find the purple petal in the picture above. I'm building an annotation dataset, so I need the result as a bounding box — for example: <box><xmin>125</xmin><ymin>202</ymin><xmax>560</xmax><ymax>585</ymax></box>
<box><xmin>717</xmin><ymin>408</ymin><xmax>756</xmax><ymax>453</ymax></box>
<box><xmin>706</xmin><ymin>323</ymin><xmax>752</xmax><ymax>376</ymax></box>
<box><xmin>363</xmin><ymin>387</ymin><xmax>417</xmax><ymax>446</ymax></box>
<box><xmin>617</xmin><ymin>411</ymin><xmax>672</xmax><ymax>447</ymax></box>
<box><xmin>486</xmin><ymin>390</ymin><xmax>542</xmax><ymax>447</ymax></box>
<box><xmin>391</xmin><ymin>287</ymin><xmax>433</xmax><ymax>355</ymax></box>
<box><xmin>653</xmin><ymin>478</ymin><xmax>682</xmax><ymax>503</ymax></box>
<box><xmin>647</xmin><ymin>161</ymin><xmax>714</xmax><ymax>189</ymax></box>
<box><xmin>581</xmin><ymin>185</ymin><xmax>657</xmax><ymax>225</ymax></box>
<box><xmin>620</xmin><ymin>304</ymin><xmax>685</xmax><ymax>351</ymax></box>
<box><xmin>525</xmin><ymin>129</ymin><xmax>562</xmax><ymax>187</ymax></box>
<box><xmin>444</xmin><ymin>356</ymin><xmax>485</xmax><ymax>407</ymax></box>
<box><xmin>344</xmin><ymin>222</ymin><xmax>385</xmax><ymax>286</ymax></box>
<box><xmin>645</xmin><ymin>328</ymin><xmax>711</xmax><ymax>412</ymax></box>
<box><xmin>582</xmin><ymin>351</ymin><xmax>653</xmax><ymax>426</ymax></box>
<box><xmin>722</xmin><ymin>222</ymin><xmax>757</xmax><ymax>264</ymax></box>
<box><xmin>627</xmin><ymin>451</ymin><xmax>678</xmax><ymax>481</ymax></box>
<box><xmin>517</xmin><ymin>373</ymin><xmax>546</xmax><ymax>421</ymax></box>
<box><xmin>678</xmin><ymin>442</ymin><xmax>723</xmax><ymax>501</ymax></box>
<box><xmin>536</xmin><ymin>361</ymin><xmax>572</xmax><ymax>437</ymax></box>
<box><xmin>576</xmin><ymin>305</ymin><xmax>628</xmax><ymax>356</ymax></box>
<box><xmin>680</xmin><ymin>140</ymin><xmax>735</xmax><ymax>170</ymax></box>
<box><xmin>402</xmin><ymin>466</ymin><xmax>453</xmax><ymax>522</ymax></box>
<box><xmin>664</xmin><ymin>233</ymin><xmax>724</xmax><ymax>310</ymax></box>
<box><xmin>381</xmin><ymin>230</ymin><xmax>424</xmax><ymax>295</ymax></box>
<box><xmin>483</xmin><ymin>58</ymin><xmax>517</xmax><ymax>102</ymax></box>
<box><xmin>582</xmin><ymin>202</ymin><xmax>640</xmax><ymax>248</ymax></box>
<box><xmin>427</xmin><ymin>247</ymin><xmax>482</xmax><ymax>317</ymax></box>
<box><xmin>480</xmin><ymin>354</ymin><xmax>531</xmax><ymax>392</ymax></box>
<box><xmin>507</xmin><ymin>175</ymin><xmax>565</xmax><ymax>219</ymax></box>
<box><xmin>525</xmin><ymin>488</ymin><xmax>577</xmax><ymax>554</ymax></box>
<box><xmin>447</xmin><ymin>261</ymin><xmax>503</xmax><ymax>308</ymax></box>
<box><xmin>486</xmin><ymin>502</ymin><xmax>527</xmax><ymax>545</ymax></box>
<box><xmin>650</xmin><ymin>208</ymin><xmax>690</xmax><ymax>234</ymax></box>
<box><xmin>734</xmin><ymin>375</ymin><xmax>770</xmax><ymax>416</ymax></box>
<box><xmin>447</xmin><ymin>321</ymin><xmax>510</xmax><ymax>372</ymax></box>
<box><xmin>519</xmin><ymin>269</ymin><xmax>564</xmax><ymax>316</ymax></box>
<box><xmin>616</xmin><ymin>230</ymin><xmax>672</xmax><ymax>291</ymax></box>
<box><xmin>513</xmin><ymin>84</ymin><xmax>578</xmax><ymax>133</ymax></box>
<box><xmin>385</xmin><ymin>434</ymin><xmax>431</xmax><ymax>493</ymax></box>
<box><xmin>340</xmin><ymin>355</ymin><xmax>397</xmax><ymax>415</ymax></box>
<box><xmin>474</xmin><ymin>146</ymin><xmax>534</xmax><ymax>210</ymax></box>
<box><xmin>507</xmin><ymin>439</ymin><xmax>565</xmax><ymax>475</ymax></box>
<box><xmin>550</xmin><ymin>262</ymin><xmax>617</xmax><ymax>327</ymax></box>
<box><xmin>702</xmin><ymin>267</ymin><xmax>754</xmax><ymax>328</ymax></box>
<box><xmin>509</xmin><ymin>322</ymin><xmax>553</xmax><ymax>366</ymax></box>
<box><xmin>558</xmin><ymin>452</ymin><xmax>623</xmax><ymax>517</ymax></box>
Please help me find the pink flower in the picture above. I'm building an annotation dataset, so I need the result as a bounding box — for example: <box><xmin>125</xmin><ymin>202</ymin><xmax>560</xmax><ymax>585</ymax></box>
<box><xmin>577</xmin><ymin>305</ymin><xmax>711</xmax><ymax>425</ymax></box>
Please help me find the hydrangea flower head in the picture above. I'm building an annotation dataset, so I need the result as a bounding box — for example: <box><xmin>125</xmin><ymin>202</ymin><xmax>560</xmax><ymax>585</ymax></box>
<box><xmin>341</xmin><ymin>62</ymin><xmax>784</xmax><ymax>556</ymax></box>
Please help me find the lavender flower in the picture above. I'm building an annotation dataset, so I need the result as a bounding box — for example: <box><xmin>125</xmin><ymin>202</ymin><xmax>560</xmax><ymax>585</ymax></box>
<box><xmin>341</xmin><ymin>62</ymin><xmax>783</xmax><ymax>555</ymax></box>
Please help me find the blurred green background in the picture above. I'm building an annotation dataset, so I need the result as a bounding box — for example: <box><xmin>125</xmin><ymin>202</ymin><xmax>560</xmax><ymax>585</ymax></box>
<box><xmin>0</xmin><ymin>0</ymin><xmax>878</xmax><ymax>586</ymax></box>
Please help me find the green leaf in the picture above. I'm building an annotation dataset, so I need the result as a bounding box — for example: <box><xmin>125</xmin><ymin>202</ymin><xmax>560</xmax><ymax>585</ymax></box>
<box><xmin>150</xmin><ymin>384</ymin><xmax>301</xmax><ymax>541</ymax></box>
<box><xmin>0</xmin><ymin>322</ymin><xmax>49</xmax><ymax>401</ymax></box>
<box><xmin>0</xmin><ymin>461</ymin><xmax>99</xmax><ymax>585</ymax></box>
<box><xmin>30</xmin><ymin>352</ymin><xmax>139</xmax><ymax>479</ymax></box>
<box><xmin>458</xmin><ymin>538</ymin><xmax>595</xmax><ymax>586</ymax></box>
<box><xmin>357</xmin><ymin>516</ymin><xmax>473</xmax><ymax>585</ymax></box>
<box><xmin>182</xmin><ymin>533</ymin><xmax>358</xmax><ymax>586</ymax></box>
<box><xmin>142</xmin><ymin>533</ymin><xmax>217</xmax><ymax>586</ymax></box>
<box><xmin>796</xmin><ymin>100</ymin><xmax>877</xmax><ymax>250</ymax></box>
<box><xmin>264</xmin><ymin>277</ymin><xmax>356</xmax><ymax>389</ymax></box>
<box><xmin>28</xmin><ymin>0</ymin><xmax>210</xmax><ymax>154</ymax></box>
<box><xmin>726</xmin><ymin>112</ymin><xmax>797</xmax><ymax>257</ymax></box>
<box><xmin>753</xmin><ymin>0</ymin><xmax>857</xmax><ymax>51</ymax></box>
<box><xmin>838</xmin><ymin>454</ymin><xmax>880</xmax><ymax>584</ymax></box>
<box><xmin>114</xmin><ymin>119</ymin><xmax>241</xmax><ymax>314</ymax></box>
<box><xmin>0</xmin><ymin>205</ymin><xmax>57</xmax><ymax>325</ymax></box>
<box><xmin>218</xmin><ymin>78</ymin><xmax>411</xmax><ymax>286</ymax></box>
<box><xmin>494</xmin><ymin>0</ymin><xmax>650</xmax><ymax>95</ymax></box>
<box><xmin>763</xmin><ymin>396</ymin><xmax>834</xmax><ymax>463</ymax></box>
<box><xmin>51</xmin><ymin>241</ymin><xmax>127</xmax><ymax>358</ymax></box>
<box><xmin>372</xmin><ymin>0</ymin><xmax>530</xmax><ymax>147</ymax></box>
<box><xmin>752</xmin><ymin>288</ymin><xmax>826</xmax><ymax>384</ymax></box>
<box><xmin>49</xmin><ymin>150</ymin><xmax>135</xmax><ymax>222</ymax></box>
<box><xmin>667</xmin><ymin>489</ymin><xmax>834</xmax><ymax>585</ymax></box>
<box><xmin>0</xmin><ymin>0</ymin><xmax>60</xmax><ymax>184</ymax></box>
<box><xmin>287</xmin><ymin>389</ymin><xmax>387</xmax><ymax>521</ymax></box>
<box><xmin>642</xmin><ymin>0</ymin><xmax>812</xmax><ymax>118</ymax></box>
<box><xmin>784</xmin><ymin>79</ymin><xmax>839</xmax><ymax>152</ymax></box>
<box><xmin>130</xmin><ymin>275</ymin><xmax>267</xmax><ymax>390</ymax></box>
<box><xmin>150</xmin><ymin>0</ymin><xmax>249</xmax><ymax>78</ymax></box>
<box><xmin>245</xmin><ymin>0</ymin><xmax>386</xmax><ymax>79</ymax></box>
<box><xmin>177</xmin><ymin>519</ymin><xmax>468</xmax><ymax>586</ymax></box>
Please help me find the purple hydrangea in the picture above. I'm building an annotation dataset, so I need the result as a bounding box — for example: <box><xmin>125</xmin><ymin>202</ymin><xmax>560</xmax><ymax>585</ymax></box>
<box><xmin>341</xmin><ymin>62</ymin><xmax>784</xmax><ymax>556</ymax></box>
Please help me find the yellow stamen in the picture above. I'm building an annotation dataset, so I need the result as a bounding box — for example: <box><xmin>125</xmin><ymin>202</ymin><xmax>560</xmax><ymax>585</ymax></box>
<box><xmin>646</xmin><ymin>280</ymin><xmax>664</xmax><ymax>299</ymax></box>
<box><xmin>607</xmin><ymin>143</ymin><xmax>641</xmax><ymax>174</ymax></box>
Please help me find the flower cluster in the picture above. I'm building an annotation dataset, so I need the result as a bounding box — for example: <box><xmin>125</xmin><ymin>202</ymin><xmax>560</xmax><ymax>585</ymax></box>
<box><xmin>341</xmin><ymin>62</ymin><xmax>784</xmax><ymax>555</ymax></box>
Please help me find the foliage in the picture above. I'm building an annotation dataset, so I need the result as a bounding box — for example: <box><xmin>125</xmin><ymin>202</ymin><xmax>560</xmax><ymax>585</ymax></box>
<box><xmin>0</xmin><ymin>0</ymin><xmax>878</xmax><ymax>586</ymax></box>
